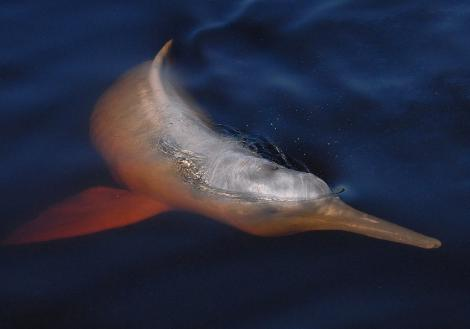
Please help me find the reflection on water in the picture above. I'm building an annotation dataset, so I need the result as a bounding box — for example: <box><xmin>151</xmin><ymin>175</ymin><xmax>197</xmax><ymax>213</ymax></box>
<box><xmin>1</xmin><ymin>1</ymin><xmax>469</xmax><ymax>328</ymax></box>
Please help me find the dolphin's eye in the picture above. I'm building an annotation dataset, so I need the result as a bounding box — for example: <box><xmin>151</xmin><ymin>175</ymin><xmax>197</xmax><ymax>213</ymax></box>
<box><xmin>247</xmin><ymin>163</ymin><xmax>281</xmax><ymax>181</ymax></box>
<box><xmin>260</xmin><ymin>163</ymin><xmax>280</xmax><ymax>171</ymax></box>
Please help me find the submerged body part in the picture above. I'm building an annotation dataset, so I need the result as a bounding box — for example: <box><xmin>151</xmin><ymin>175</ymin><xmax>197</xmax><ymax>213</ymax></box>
<box><xmin>4</xmin><ymin>41</ymin><xmax>441</xmax><ymax>249</ymax></box>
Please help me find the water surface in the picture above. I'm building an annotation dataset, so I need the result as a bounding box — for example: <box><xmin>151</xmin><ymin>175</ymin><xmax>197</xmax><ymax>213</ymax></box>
<box><xmin>1</xmin><ymin>1</ymin><xmax>469</xmax><ymax>328</ymax></box>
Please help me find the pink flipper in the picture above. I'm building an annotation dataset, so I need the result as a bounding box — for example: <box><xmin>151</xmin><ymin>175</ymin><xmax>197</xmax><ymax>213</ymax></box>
<box><xmin>3</xmin><ymin>186</ymin><xmax>170</xmax><ymax>245</ymax></box>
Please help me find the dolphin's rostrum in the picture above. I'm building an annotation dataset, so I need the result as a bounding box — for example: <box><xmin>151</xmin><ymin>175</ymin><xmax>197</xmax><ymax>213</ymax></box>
<box><xmin>4</xmin><ymin>40</ymin><xmax>441</xmax><ymax>249</ymax></box>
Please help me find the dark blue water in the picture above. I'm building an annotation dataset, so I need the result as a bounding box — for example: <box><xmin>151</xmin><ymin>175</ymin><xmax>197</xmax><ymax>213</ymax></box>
<box><xmin>1</xmin><ymin>1</ymin><xmax>469</xmax><ymax>328</ymax></box>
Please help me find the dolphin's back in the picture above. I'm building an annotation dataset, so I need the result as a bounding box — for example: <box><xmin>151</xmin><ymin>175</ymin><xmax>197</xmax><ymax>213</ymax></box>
<box><xmin>91</xmin><ymin>42</ymin><xmax>331</xmax><ymax>205</ymax></box>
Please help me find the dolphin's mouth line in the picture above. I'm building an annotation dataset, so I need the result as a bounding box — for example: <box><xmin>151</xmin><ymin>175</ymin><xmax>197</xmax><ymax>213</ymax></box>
<box><xmin>202</xmin><ymin>186</ymin><xmax>341</xmax><ymax>203</ymax></box>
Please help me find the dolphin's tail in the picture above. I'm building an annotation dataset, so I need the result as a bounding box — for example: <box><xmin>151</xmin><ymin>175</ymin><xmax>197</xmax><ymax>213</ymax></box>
<box><xmin>2</xmin><ymin>187</ymin><xmax>170</xmax><ymax>245</ymax></box>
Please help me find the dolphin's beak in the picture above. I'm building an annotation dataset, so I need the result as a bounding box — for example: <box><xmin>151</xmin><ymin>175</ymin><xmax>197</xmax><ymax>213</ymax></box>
<box><xmin>309</xmin><ymin>198</ymin><xmax>441</xmax><ymax>249</ymax></box>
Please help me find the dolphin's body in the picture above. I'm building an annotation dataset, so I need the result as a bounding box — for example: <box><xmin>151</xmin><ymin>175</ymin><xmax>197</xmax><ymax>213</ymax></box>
<box><xmin>4</xmin><ymin>41</ymin><xmax>441</xmax><ymax>249</ymax></box>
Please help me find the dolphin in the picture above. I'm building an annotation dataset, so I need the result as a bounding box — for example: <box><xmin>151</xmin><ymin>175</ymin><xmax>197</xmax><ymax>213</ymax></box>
<box><xmin>3</xmin><ymin>40</ymin><xmax>441</xmax><ymax>249</ymax></box>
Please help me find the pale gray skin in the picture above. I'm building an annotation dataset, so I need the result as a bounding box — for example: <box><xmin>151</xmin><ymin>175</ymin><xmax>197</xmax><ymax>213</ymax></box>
<box><xmin>90</xmin><ymin>41</ymin><xmax>441</xmax><ymax>249</ymax></box>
